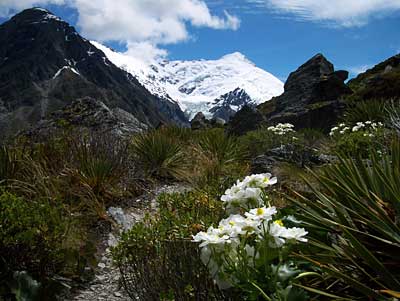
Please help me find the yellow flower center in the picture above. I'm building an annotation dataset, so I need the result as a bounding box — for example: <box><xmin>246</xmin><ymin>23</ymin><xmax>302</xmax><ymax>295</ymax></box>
<box><xmin>263</xmin><ymin>178</ymin><xmax>270</xmax><ymax>183</ymax></box>
<box><xmin>274</xmin><ymin>220</ymin><xmax>284</xmax><ymax>226</ymax></box>
<box><xmin>257</xmin><ymin>208</ymin><xmax>265</xmax><ymax>216</ymax></box>
<box><xmin>229</xmin><ymin>221</ymin><xmax>235</xmax><ymax>226</ymax></box>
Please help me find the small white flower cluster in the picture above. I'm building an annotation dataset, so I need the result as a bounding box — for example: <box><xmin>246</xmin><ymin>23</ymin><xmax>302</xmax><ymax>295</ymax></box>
<box><xmin>192</xmin><ymin>206</ymin><xmax>307</xmax><ymax>249</ymax></box>
<box><xmin>330</xmin><ymin>121</ymin><xmax>384</xmax><ymax>137</ymax></box>
<box><xmin>221</xmin><ymin>173</ymin><xmax>277</xmax><ymax>213</ymax></box>
<box><xmin>267</xmin><ymin>123</ymin><xmax>295</xmax><ymax>136</ymax></box>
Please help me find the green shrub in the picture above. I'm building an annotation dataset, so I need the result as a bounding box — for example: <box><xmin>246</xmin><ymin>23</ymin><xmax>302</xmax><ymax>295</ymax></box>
<box><xmin>329</xmin><ymin>121</ymin><xmax>387</xmax><ymax>158</ymax></box>
<box><xmin>191</xmin><ymin>128</ymin><xmax>248</xmax><ymax>194</ymax></box>
<box><xmin>0</xmin><ymin>145</ymin><xmax>21</xmax><ymax>185</ymax></box>
<box><xmin>131</xmin><ymin>129</ymin><xmax>187</xmax><ymax>180</ymax></box>
<box><xmin>0</xmin><ymin>190</ymin><xmax>68</xmax><ymax>279</ymax></box>
<box><xmin>8</xmin><ymin>133</ymin><xmax>131</xmax><ymax>219</ymax></box>
<box><xmin>386</xmin><ymin>99</ymin><xmax>400</xmax><ymax>135</ymax></box>
<box><xmin>64</xmin><ymin>134</ymin><xmax>129</xmax><ymax>218</ymax></box>
<box><xmin>113</xmin><ymin>191</ymin><xmax>229</xmax><ymax>300</ymax></box>
<box><xmin>239</xmin><ymin>125</ymin><xmax>297</xmax><ymax>158</ymax></box>
<box><xmin>343</xmin><ymin>99</ymin><xmax>387</xmax><ymax>124</ymax></box>
<box><xmin>290</xmin><ymin>140</ymin><xmax>400</xmax><ymax>300</ymax></box>
<box><xmin>239</xmin><ymin>127</ymin><xmax>278</xmax><ymax>158</ymax></box>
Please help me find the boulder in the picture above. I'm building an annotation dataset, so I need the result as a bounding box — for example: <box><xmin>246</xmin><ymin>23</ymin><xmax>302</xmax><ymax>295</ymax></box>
<box><xmin>263</xmin><ymin>54</ymin><xmax>352</xmax><ymax>132</ymax></box>
<box><xmin>226</xmin><ymin>105</ymin><xmax>266</xmax><ymax>136</ymax></box>
<box><xmin>190</xmin><ymin>112</ymin><xmax>210</xmax><ymax>130</ymax></box>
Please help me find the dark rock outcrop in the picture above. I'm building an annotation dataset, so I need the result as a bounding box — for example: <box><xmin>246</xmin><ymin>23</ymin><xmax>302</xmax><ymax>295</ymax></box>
<box><xmin>261</xmin><ymin>54</ymin><xmax>352</xmax><ymax>131</ymax></box>
<box><xmin>226</xmin><ymin>105</ymin><xmax>266</xmax><ymax>136</ymax></box>
<box><xmin>209</xmin><ymin>88</ymin><xmax>254</xmax><ymax>121</ymax></box>
<box><xmin>24</xmin><ymin>97</ymin><xmax>148</xmax><ymax>139</ymax></box>
<box><xmin>0</xmin><ymin>8</ymin><xmax>187</xmax><ymax>138</ymax></box>
<box><xmin>190</xmin><ymin>112</ymin><xmax>210</xmax><ymax>130</ymax></box>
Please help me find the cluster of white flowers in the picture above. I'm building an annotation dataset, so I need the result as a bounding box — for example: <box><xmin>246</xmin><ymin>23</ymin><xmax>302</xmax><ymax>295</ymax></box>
<box><xmin>192</xmin><ymin>174</ymin><xmax>308</xmax><ymax>289</ymax></box>
<box><xmin>221</xmin><ymin>173</ymin><xmax>277</xmax><ymax>213</ymax></box>
<box><xmin>330</xmin><ymin>121</ymin><xmax>384</xmax><ymax>137</ymax></box>
<box><xmin>193</xmin><ymin>206</ymin><xmax>307</xmax><ymax>250</ymax></box>
<box><xmin>267</xmin><ymin>123</ymin><xmax>295</xmax><ymax>136</ymax></box>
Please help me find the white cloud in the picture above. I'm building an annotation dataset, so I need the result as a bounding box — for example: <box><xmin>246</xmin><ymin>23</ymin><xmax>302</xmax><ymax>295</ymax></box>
<box><xmin>246</xmin><ymin>0</ymin><xmax>400</xmax><ymax>27</ymax></box>
<box><xmin>73</xmin><ymin>0</ymin><xmax>239</xmax><ymax>44</ymax></box>
<box><xmin>0</xmin><ymin>0</ymin><xmax>240</xmax><ymax>61</ymax></box>
<box><xmin>348</xmin><ymin>64</ymin><xmax>372</xmax><ymax>75</ymax></box>
<box><xmin>125</xmin><ymin>41</ymin><xmax>168</xmax><ymax>63</ymax></box>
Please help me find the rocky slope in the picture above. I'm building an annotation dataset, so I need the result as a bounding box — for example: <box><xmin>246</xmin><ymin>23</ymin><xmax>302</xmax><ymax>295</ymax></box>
<box><xmin>24</xmin><ymin>97</ymin><xmax>148</xmax><ymax>140</ymax></box>
<box><xmin>348</xmin><ymin>53</ymin><xmax>400</xmax><ymax>101</ymax></box>
<box><xmin>0</xmin><ymin>8</ymin><xmax>187</xmax><ymax>138</ymax></box>
<box><xmin>92</xmin><ymin>42</ymin><xmax>284</xmax><ymax>120</ymax></box>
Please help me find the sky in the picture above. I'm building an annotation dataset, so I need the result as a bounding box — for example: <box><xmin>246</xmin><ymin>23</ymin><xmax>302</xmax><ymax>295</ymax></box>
<box><xmin>0</xmin><ymin>0</ymin><xmax>400</xmax><ymax>82</ymax></box>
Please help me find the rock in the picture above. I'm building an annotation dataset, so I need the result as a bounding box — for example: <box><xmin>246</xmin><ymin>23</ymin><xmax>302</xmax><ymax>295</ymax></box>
<box><xmin>260</xmin><ymin>53</ymin><xmax>352</xmax><ymax>132</ymax></box>
<box><xmin>23</xmin><ymin>97</ymin><xmax>147</xmax><ymax>140</ymax></box>
<box><xmin>190</xmin><ymin>112</ymin><xmax>210</xmax><ymax>130</ymax></box>
<box><xmin>226</xmin><ymin>105</ymin><xmax>266</xmax><ymax>136</ymax></box>
<box><xmin>251</xmin><ymin>155</ymin><xmax>279</xmax><ymax>174</ymax></box>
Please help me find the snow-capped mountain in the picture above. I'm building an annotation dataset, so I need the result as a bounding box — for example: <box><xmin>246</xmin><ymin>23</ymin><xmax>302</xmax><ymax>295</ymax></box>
<box><xmin>92</xmin><ymin>42</ymin><xmax>284</xmax><ymax>120</ymax></box>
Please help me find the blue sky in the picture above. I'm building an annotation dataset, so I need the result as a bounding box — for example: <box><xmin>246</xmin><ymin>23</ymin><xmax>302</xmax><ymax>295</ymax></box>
<box><xmin>1</xmin><ymin>0</ymin><xmax>400</xmax><ymax>81</ymax></box>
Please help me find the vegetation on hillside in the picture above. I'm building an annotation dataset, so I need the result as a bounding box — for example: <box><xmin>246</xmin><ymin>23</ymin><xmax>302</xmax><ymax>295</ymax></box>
<box><xmin>1</xmin><ymin>98</ymin><xmax>400</xmax><ymax>300</ymax></box>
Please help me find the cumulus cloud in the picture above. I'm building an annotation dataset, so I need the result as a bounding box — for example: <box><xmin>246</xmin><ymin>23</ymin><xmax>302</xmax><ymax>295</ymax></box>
<box><xmin>73</xmin><ymin>0</ymin><xmax>239</xmax><ymax>44</ymax></box>
<box><xmin>125</xmin><ymin>41</ymin><xmax>168</xmax><ymax>63</ymax></box>
<box><xmin>0</xmin><ymin>0</ymin><xmax>240</xmax><ymax>60</ymax></box>
<box><xmin>246</xmin><ymin>0</ymin><xmax>400</xmax><ymax>27</ymax></box>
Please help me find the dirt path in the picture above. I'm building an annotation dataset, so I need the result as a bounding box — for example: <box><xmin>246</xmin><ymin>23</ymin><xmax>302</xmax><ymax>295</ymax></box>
<box><xmin>69</xmin><ymin>184</ymin><xmax>189</xmax><ymax>301</ymax></box>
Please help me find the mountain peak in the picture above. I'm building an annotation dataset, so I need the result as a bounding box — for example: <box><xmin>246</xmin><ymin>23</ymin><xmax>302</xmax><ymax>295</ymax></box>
<box><xmin>11</xmin><ymin>7</ymin><xmax>62</xmax><ymax>23</ymax></box>
<box><xmin>221</xmin><ymin>52</ymin><xmax>249</xmax><ymax>62</ymax></box>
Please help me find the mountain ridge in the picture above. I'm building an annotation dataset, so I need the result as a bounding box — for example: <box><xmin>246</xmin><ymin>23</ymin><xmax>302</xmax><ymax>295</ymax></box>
<box><xmin>91</xmin><ymin>41</ymin><xmax>284</xmax><ymax>120</ymax></box>
<box><xmin>0</xmin><ymin>8</ymin><xmax>188</xmax><ymax>138</ymax></box>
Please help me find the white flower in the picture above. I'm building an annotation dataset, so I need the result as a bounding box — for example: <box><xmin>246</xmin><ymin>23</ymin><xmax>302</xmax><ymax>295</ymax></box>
<box><xmin>267</xmin><ymin>123</ymin><xmax>295</xmax><ymax>135</ymax></box>
<box><xmin>245</xmin><ymin>206</ymin><xmax>277</xmax><ymax>222</ymax></box>
<box><xmin>218</xmin><ymin>214</ymin><xmax>249</xmax><ymax>237</ymax></box>
<box><xmin>264</xmin><ymin>221</ymin><xmax>286</xmax><ymax>247</ymax></box>
<box><xmin>192</xmin><ymin>227</ymin><xmax>231</xmax><ymax>248</ymax></box>
<box><xmin>280</xmin><ymin>227</ymin><xmax>308</xmax><ymax>242</ymax></box>
<box><xmin>242</xmin><ymin>173</ymin><xmax>277</xmax><ymax>188</ymax></box>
